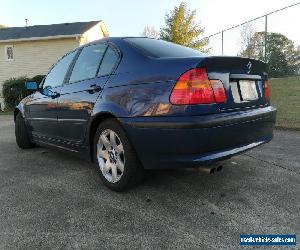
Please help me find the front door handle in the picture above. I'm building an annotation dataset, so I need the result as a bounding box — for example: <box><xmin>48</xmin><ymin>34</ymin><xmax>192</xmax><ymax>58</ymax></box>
<box><xmin>51</xmin><ymin>92</ymin><xmax>60</xmax><ymax>99</ymax></box>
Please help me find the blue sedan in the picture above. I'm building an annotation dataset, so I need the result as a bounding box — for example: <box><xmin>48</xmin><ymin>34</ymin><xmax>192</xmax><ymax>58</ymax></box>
<box><xmin>15</xmin><ymin>37</ymin><xmax>276</xmax><ymax>191</ymax></box>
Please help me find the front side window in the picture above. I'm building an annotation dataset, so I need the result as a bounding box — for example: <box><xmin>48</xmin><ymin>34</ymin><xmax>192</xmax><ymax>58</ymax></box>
<box><xmin>98</xmin><ymin>46</ymin><xmax>119</xmax><ymax>76</ymax></box>
<box><xmin>43</xmin><ymin>50</ymin><xmax>76</xmax><ymax>89</ymax></box>
<box><xmin>5</xmin><ymin>45</ymin><xmax>14</xmax><ymax>60</ymax></box>
<box><xmin>69</xmin><ymin>43</ymin><xmax>107</xmax><ymax>83</ymax></box>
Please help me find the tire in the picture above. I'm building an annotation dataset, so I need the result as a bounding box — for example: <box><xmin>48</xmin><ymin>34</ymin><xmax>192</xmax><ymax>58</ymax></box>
<box><xmin>15</xmin><ymin>113</ymin><xmax>34</xmax><ymax>149</ymax></box>
<box><xmin>93</xmin><ymin>118</ymin><xmax>144</xmax><ymax>191</ymax></box>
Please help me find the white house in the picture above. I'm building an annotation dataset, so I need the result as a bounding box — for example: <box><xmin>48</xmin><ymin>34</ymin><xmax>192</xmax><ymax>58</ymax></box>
<box><xmin>0</xmin><ymin>20</ymin><xmax>109</xmax><ymax>109</ymax></box>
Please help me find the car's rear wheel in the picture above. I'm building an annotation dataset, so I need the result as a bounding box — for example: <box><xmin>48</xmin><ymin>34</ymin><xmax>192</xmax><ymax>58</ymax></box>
<box><xmin>15</xmin><ymin>112</ymin><xmax>34</xmax><ymax>149</ymax></box>
<box><xmin>94</xmin><ymin>119</ymin><xmax>144</xmax><ymax>191</ymax></box>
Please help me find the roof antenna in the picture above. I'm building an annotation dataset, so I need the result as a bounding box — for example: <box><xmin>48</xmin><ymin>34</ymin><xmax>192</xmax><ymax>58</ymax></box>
<box><xmin>25</xmin><ymin>18</ymin><xmax>29</xmax><ymax>27</ymax></box>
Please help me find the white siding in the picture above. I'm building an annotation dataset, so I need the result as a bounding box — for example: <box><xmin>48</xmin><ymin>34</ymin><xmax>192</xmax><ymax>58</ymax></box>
<box><xmin>0</xmin><ymin>38</ymin><xmax>79</xmax><ymax>109</ymax></box>
<box><xmin>79</xmin><ymin>22</ymin><xmax>108</xmax><ymax>45</ymax></box>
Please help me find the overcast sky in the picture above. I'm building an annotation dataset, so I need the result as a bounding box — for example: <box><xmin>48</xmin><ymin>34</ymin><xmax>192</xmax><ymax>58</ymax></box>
<box><xmin>1</xmin><ymin>0</ymin><xmax>299</xmax><ymax>55</ymax></box>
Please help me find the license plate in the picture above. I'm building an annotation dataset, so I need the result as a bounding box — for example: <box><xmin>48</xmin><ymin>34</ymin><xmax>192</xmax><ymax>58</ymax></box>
<box><xmin>239</xmin><ymin>80</ymin><xmax>258</xmax><ymax>101</ymax></box>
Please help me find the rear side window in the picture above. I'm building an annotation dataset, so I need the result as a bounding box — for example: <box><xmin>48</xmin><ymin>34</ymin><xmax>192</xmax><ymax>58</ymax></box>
<box><xmin>125</xmin><ymin>38</ymin><xmax>205</xmax><ymax>58</ymax></box>
<box><xmin>69</xmin><ymin>43</ymin><xmax>106</xmax><ymax>83</ymax></box>
<box><xmin>43</xmin><ymin>50</ymin><xmax>76</xmax><ymax>89</ymax></box>
<box><xmin>98</xmin><ymin>46</ymin><xmax>119</xmax><ymax>76</ymax></box>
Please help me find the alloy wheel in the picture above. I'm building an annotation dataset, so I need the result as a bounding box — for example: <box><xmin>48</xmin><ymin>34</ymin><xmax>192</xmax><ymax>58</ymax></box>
<box><xmin>97</xmin><ymin>129</ymin><xmax>125</xmax><ymax>183</ymax></box>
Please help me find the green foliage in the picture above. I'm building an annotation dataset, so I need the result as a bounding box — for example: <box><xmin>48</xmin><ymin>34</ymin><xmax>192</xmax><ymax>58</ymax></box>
<box><xmin>2</xmin><ymin>75</ymin><xmax>44</xmax><ymax>110</ymax></box>
<box><xmin>160</xmin><ymin>2</ymin><xmax>209</xmax><ymax>52</ymax></box>
<box><xmin>30</xmin><ymin>75</ymin><xmax>45</xmax><ymax>84</ymax></box>
<box><xmin>270</xmin><ymin>76</ymin><xmax>300</xmax><ymax>130</ymax></box>
<box><xmin>240</xmin><ymin>32</ymin><xmax>300</xmax><ymax>78</ymax></box>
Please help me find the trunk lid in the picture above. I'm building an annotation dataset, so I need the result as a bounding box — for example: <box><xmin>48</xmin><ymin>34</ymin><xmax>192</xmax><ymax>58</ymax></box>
<box><xmin>190</xmin><ymin>56</ymin><xmax>269</xmax><ymax>115</ymax></box>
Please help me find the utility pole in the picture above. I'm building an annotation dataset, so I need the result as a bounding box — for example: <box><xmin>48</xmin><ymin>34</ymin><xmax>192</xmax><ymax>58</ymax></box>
<box><xmin>264</xmin><ymin>15</ymin><xmax>268</xmax><ymax>61</ymax></box>
<box><xmin>221</xmin><ymin>30</ymin><xmax>224</xmax><ymax>56</ymax></box>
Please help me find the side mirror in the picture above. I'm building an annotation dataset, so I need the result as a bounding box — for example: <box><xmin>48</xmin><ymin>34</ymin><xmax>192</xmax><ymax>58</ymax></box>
<box><xmin>25</xmin><ymin>81</ymin><xmax>38</xmax><ymax>90</ymax></box>
<box><xmin>42</xmin><ymin>87</ymin><xmax>52</xmax><ymax>96</ymax></box>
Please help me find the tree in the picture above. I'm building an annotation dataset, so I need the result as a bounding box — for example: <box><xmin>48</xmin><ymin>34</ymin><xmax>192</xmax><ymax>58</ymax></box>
<box><xmin>239</xmin><ymin>22</ymin><xmax>256</xmax><ymax>58</ymax></box>
<box><xmin>240</xmin><ymin>32</ymin><xmax>300</xmax><ymax>78</ymax></box>
<box><xmin>240</xmin><ymin>32</ymin><xmax>264</xmax><ymax>60</ymax></box>
<box><xmin>160</xmin><ymin>2</ymin><xmax>209</xmax><ymax>52</ymax></box>
<box><xmin>141</xmin><ymin>26</ymin><xmax>159</xmax><ymax>39</ymax></box>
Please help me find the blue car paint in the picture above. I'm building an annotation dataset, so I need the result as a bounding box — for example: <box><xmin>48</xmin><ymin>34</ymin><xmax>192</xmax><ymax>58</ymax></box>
<box><xmin>16</xmin><ymin>37</ymin><xmax>276</xmax><ymax>169</ymax></box>
<box><xmin>121</xmin><ymin>106</ymin><xmax>276</xmax><ymax>169</ymax></box>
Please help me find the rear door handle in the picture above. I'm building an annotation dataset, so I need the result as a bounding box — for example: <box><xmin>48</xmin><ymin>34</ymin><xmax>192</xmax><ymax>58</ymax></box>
<box><xmin>87</xmin><ymin>84</ymin><xmax>102</xmax><ymax>93</ymax></box>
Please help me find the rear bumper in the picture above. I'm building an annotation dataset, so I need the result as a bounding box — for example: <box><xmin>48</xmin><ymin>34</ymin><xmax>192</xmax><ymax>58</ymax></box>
<box><xmin>121</xmin><ymin>106</ymin><xmax>276</xmax><ymax>169</ymax></box>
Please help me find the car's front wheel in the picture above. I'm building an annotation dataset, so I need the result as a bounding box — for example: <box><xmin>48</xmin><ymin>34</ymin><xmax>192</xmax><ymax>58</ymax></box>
<box><xmin>94</xmin><ymin>119</ymin><xmax>144</xmax><ymax>191</ymax></box>
<box><xmin>15</xmin><ymin>112</ymin><xmax>34</xmax><ymax>149</ymax></box>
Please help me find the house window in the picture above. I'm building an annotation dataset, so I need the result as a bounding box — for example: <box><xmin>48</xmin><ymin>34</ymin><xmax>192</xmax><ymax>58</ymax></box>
<box><xmin>5</xmin><ymin>45</ymin><xmax>14</xmax><ymax>61</ymax></box>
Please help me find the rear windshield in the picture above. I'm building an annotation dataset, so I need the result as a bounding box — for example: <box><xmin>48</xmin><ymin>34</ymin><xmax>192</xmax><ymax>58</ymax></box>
<box><xmin>125</xmin><ymin>38</ymin><xmax>205</xmax><ymax>58</ymax></box>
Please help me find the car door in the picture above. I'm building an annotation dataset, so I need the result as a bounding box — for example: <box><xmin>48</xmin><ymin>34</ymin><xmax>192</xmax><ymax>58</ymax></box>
<box><xmin>56</xmin><ymin>43</ymin><xmax>120</xmax><ymax>145</ymax></box>
<box><xmin>27</xmin><ymin>50</ymin><xmax>77</xmax><ymax>141</ymax></box>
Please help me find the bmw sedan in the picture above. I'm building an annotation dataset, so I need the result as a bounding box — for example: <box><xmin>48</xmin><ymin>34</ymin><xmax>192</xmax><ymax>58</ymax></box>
<box><xmin>15</xmin><ymin>37</ymin><xmax>277</xmax><ymax>191</ymax></box>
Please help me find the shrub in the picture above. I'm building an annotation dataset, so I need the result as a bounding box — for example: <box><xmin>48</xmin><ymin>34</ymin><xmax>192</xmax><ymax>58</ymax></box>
<box><xmin>2</xmin><ymin>75</ymin><xmax>45</xmax><ymax>110</ymax></box>
<box><xmin>30</xmin><ymin>75</ymin><xmax>45</xmax><ymax>84</ymax></box>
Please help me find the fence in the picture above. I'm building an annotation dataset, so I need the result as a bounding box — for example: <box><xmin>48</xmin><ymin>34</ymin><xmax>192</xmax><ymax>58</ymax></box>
<box><xmin>201</xmin><ymin>2</ymin><xmax>300</xmax><ymax>60</ymax></box>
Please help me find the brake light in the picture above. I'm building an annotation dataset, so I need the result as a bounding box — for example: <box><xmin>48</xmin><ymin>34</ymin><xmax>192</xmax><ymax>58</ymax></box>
<box><xmin>170</xmin><ymin>68</ymin><xmax>226</xmax><ymax>105</ymax></box>
<box><xmin>264</xmin><ymin>80</ymin><xmax>270</xmax><ymax>100</ymax></box>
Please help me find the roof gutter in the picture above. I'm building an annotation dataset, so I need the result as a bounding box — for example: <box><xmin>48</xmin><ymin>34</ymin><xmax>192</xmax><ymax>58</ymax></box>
<box><xmin>0</xmin><ymin>34</ymin><xmax>82</xmax><ymax>43</ymax></box>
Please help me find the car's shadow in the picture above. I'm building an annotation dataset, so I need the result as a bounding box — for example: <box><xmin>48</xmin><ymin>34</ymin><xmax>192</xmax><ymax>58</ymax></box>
<box><xmin>14</xmin><ymin>144</ymin><xmax>256</xmax><ymax>200</ymax></box>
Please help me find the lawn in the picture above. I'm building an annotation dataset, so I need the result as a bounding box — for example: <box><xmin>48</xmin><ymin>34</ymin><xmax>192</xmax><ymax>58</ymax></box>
<box><xmin>0</xmin><ymin>111</ymin><xmax>13</xmax><ymax>115</ymax></box>
<box><xmin>270</xmin><ymin>76</ymin><xmax>300</xmax><ymax>130</ymax></box>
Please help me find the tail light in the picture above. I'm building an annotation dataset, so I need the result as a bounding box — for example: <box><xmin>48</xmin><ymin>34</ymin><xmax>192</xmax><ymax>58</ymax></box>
<box><xmin>170</xmin><ymin>68</ymin><xmax>226</xmax><ymax>105</ymax></box>
<box><xmin>210</xmin><ymin>80</ymin><xmax>227</xmax><ymax>103</ymax></box>
<box><xmin>264</xmin><ymin>80</ymin><xmax>270</xmax><ymax>100</ymax></box>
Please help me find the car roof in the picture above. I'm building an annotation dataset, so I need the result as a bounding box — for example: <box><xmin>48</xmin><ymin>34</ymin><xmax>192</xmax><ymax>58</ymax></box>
<box><xmin>82</xmin><ymin>36</ymin><xmax>154</xmax><ymax>47</ymax></box>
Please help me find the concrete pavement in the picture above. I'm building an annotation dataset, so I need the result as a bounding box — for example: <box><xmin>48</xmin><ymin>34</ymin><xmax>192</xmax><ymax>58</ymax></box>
<box><xmin>0</xmin><ymin>115</ymin><xmax>299</xmax><ymax>249</ymax></box>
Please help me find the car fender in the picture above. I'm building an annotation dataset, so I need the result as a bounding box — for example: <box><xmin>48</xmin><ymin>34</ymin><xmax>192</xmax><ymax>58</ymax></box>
<box><xmin>14</xmin><ymin>100</ymin><xmax>27</xmax><ymax>121</ymax></box>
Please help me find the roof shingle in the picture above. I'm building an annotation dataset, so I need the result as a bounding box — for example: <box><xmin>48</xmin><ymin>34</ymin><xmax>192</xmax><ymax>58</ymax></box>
<box><xmin>0</xmin><ymin>21</ymin><xmax>100</xmax><ymax>41</ymax></box>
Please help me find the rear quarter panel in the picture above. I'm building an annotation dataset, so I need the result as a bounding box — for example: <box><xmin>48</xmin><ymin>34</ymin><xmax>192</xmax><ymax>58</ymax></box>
<box><xmin>93</xmin><ymin>39</ymin><xmax>215</xmax><ymax>117</ymax></box>
<box><xmin>97</xmin><ymin>78</ymin><xmax>184</xmax><ymax>117</ymax></box>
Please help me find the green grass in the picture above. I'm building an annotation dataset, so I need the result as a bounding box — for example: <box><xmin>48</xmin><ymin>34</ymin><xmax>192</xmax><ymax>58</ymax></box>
<box><xmin>270</xmin><ymin>76</ymin><xmax>300</xmax><ymax>130</ymax></box>
<box><xmin>0</xmin><ymin>111</ymin><xmax>13</xmax><ymax>115</ymax></box>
